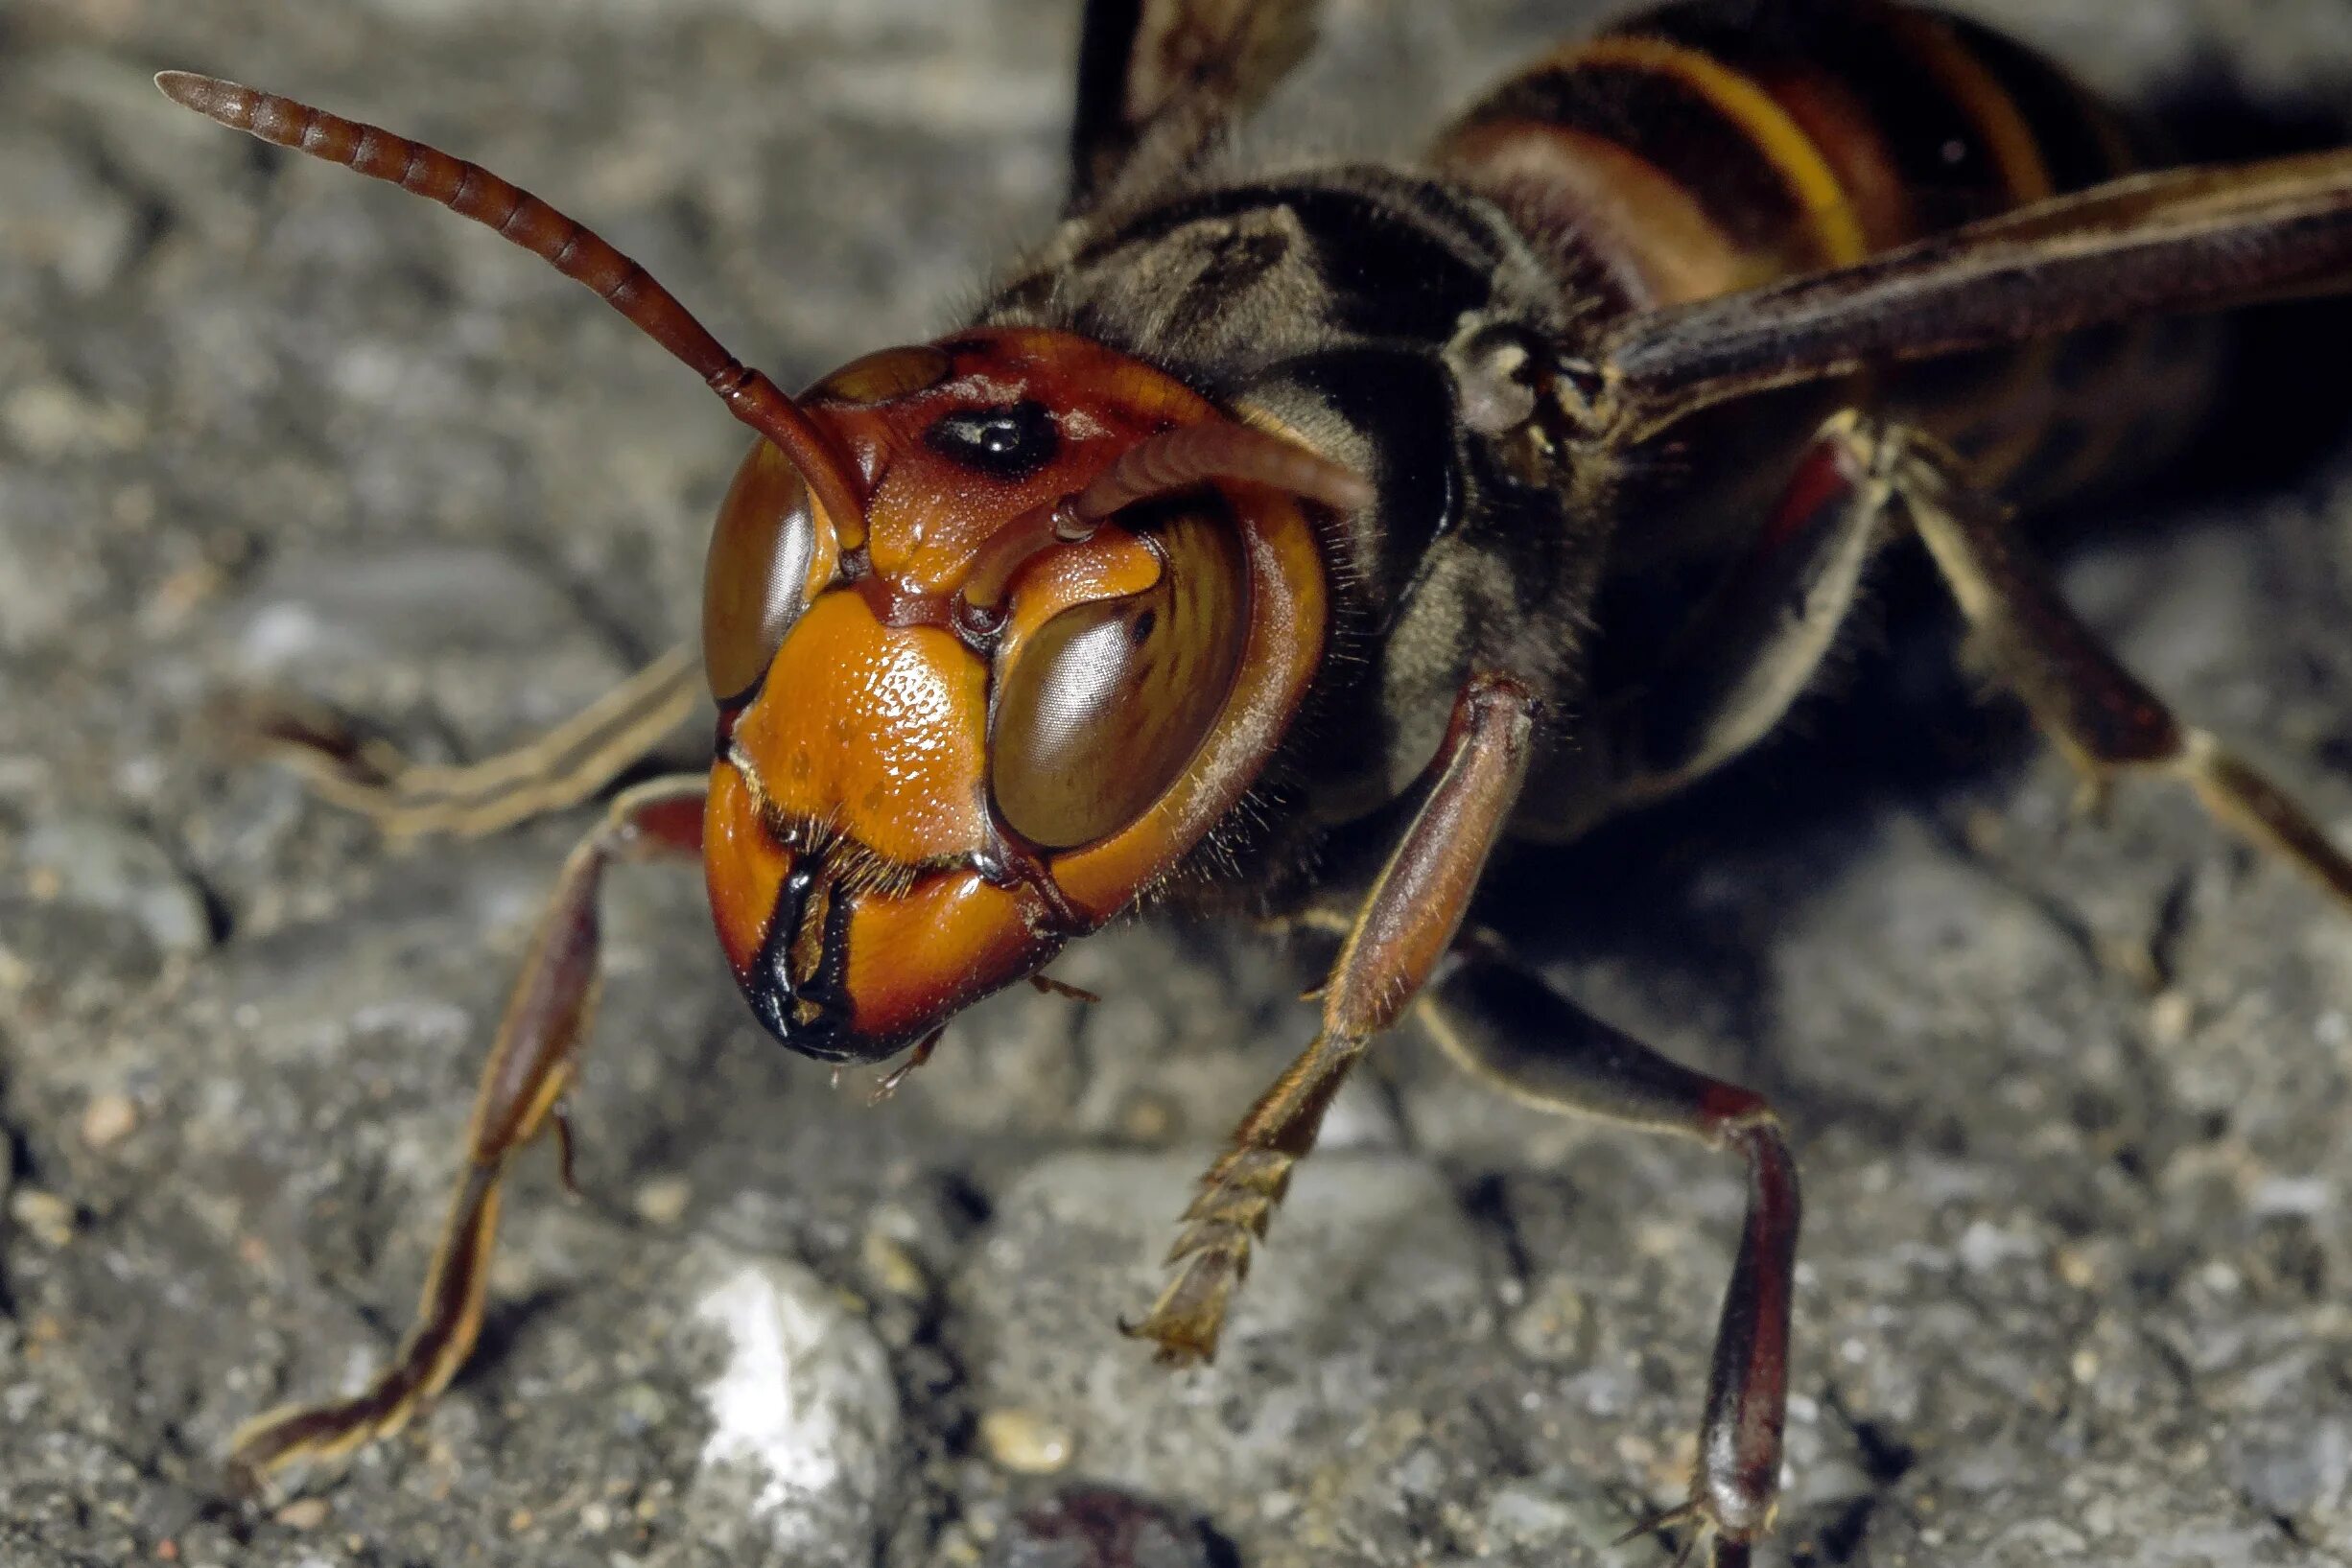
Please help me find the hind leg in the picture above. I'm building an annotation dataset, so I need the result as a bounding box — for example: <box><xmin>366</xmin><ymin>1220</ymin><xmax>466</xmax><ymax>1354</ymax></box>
<box><xmin>1856</xmin><ymin>417</ymin><xmax>2352</xmax><ymax>911</ymax></box>
<box><xmin>246</xmin><ymin>644</ymin><xmax>699</xmax><ymax>841</ymax></box>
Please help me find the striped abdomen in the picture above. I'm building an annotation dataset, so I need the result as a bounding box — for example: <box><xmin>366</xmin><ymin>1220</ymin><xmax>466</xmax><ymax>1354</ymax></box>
<box><xmin>1436</xmin><ymin>0</ymin><xmax>2222</xmax><ymax>512</ymax></box>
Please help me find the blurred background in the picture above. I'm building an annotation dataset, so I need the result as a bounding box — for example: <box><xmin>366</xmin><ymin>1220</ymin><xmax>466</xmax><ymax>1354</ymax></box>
<box><xmin>5</xmin><ymin>1</ymin><xmax>2352</xmax><ymax>1563</ymax></box>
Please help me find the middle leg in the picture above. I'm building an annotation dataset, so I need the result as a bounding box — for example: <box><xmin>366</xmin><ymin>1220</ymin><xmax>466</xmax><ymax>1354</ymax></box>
<box><xmin>1417</xmin><ymin>945</ymin><xmax>1799</xmax><ymax>1568</ymax></box>
<box><xmin>227</xmin><ymin>772</ymin><xmax>707</xmax><ymax>1492</ymax></box>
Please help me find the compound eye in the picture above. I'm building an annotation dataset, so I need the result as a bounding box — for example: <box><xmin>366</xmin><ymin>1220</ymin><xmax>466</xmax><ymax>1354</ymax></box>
<box><xmin>990</xmin><ymin>503</ymin><xmax>1249</xmax><ymax>850</ymax></box>
<box><xmin>702</xmin><ymin>440</ymin><xmax>835</xmax><ymax>705</ymax></box>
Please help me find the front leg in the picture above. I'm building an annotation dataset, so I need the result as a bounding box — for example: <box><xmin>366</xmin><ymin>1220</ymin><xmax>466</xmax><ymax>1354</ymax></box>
<box><xmin>227</xmin><ymin>774</ymin><xmax>707</xmax><ymax>1492</ymax></box>
<box><xmin>1125</xmin><ymin>672</ymin><xmax>1537</xmax><ymax>1360</ymax></box>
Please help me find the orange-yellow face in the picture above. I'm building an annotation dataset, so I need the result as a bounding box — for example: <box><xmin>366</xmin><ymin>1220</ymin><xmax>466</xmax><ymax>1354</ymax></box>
<box><xmin>698</xmin><ymin>328</ymin><xmax>1329</xmax><ymax>1063</ymax></box>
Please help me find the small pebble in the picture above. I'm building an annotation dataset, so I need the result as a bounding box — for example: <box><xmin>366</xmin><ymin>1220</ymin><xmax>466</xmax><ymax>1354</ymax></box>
<box><xmin>1484</xmin><ymin>1478</ymin><xmax>1580</xmax><ymax>1547</ymax></box>
<box><xmin>632</xmin><ymin>1175</ymin><xmax>692</xmax><ymax>1227</ymax></box>
<box><xmin>861</xmin><ymin>1229</ymin><xmax>929</xmax><ymax>1299</ymax></box>
<box><xmin>2149</xmin><ymin>988</ymin><xmax>2195</xmax><ymax>1045</ymax></box>
<box><xmin>2053</xmin><ymin>1245</ymin><xmax>2100</xmax><ymax>1290</ymax></box>
<box><xmin>2100</xmin><ymin>934</ymin><xmax>2163</xmax><ymax>991</ymax></box>
<box><xmin>979</xmin><ymin>1408</ymin><xmax>1078</xmax><ymax>1476</ymax></box>
<box><xmin>1505</xmin><ymin>1275</ymin><xmax>1588</xmax><ymax>1364</ymax></box>
<box><xmin>80</xmin><ymin>1093</ymin><xmax>138</xmax><ymax>1151</ymax></box>
<box><xmin>10</xmin><ymin>1189</ymin><xmax>75</xmax><ymax>1248</ymax></box>
<box><xmin>272</xmin><ymin>1498</ymin><xmax>330</xmax><ymax>1531</ymax></box>
<box><xmin>2</xmin><ymin>381</ymin><xmax>143</xmax><ymax>456</ymax></box>
<box><xmin>1117</xmin><ymin>1091</ymin><xmax>1178</xmax><ymax>1142</ymax></box>
<box><xmin>612</xmin><ymin>1381</ymin><xmax>670</xmax><ymax>1435</ymax></box>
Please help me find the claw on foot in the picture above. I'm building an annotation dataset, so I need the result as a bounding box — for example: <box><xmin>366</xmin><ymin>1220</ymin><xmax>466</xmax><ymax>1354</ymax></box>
<box><xmin>1121</xmin><ymin>1146</ymin><xmax>1299</xmax><ymax>1363</ymax></box>
<box><xmin>1120</xmin><ymin>1250</ymin><xmax>1237</xmax><ymax>1364</ymax></box>
<box><xmin>1026</xmin><ymin>972</ymin><xmax>1103</xmax><ymax>1003</ymax></box>
<box><xmin>1611</xmin><ymin>1496</ymin><xmax>1755</xmax><ymax>1568</ymax></box>
<box><xmin>225</xmin><ymin>1382</ymin><xmax>412</xmax><ymax>1501</ymax></box>
<box><xmin>218</xmin><ymin>691</ymin><xmax>403</xmax><ymax>785</ymax></box>
<box><xmin>226</xmin><ymin>1168</ymin><xmax>501</xmax><ymax>1495</ymax></box>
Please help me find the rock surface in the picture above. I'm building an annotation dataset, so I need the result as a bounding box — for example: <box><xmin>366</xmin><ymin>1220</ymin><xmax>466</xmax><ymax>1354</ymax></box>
<box><xmin>5</xmin><ymin>1</ymin><xmax>2352</xmax><ymax>1564</ymax></box>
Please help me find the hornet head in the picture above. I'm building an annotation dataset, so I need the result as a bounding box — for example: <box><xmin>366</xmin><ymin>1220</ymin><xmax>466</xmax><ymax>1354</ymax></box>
<box><xmin>698</xmin><ymin>327</ymin><xmax>1367</xmax><ymax>1063</ymax></box>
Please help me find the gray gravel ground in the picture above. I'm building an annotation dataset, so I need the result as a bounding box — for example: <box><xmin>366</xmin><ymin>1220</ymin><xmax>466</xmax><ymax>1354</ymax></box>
<box><xmin>7</xmin><ymin>1</ymin><xmax>2352</xmax><ymax>1564</ymax></box>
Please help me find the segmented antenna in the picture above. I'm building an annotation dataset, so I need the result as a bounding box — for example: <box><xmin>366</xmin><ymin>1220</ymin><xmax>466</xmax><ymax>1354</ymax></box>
<box><xmin>1074</xmin><ymin>421</ymin><xmax>1374</xmax><ymax>520</ymax></box>
<box><xmin>153</xmin><ymin>70</ymin><xmax>869</xmax><ymax>547</ymax></box>
<box><xmin>954</xmin><ymin>421</ymin><xmax>1372</xmax><ymax>626</ymax></box>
